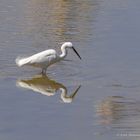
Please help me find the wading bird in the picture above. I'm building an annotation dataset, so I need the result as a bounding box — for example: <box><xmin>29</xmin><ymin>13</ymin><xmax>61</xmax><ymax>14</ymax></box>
<box><xmin>16</xmin><ymin>42</ymin><xmax>81</xmax><ymax>74</ymax></box>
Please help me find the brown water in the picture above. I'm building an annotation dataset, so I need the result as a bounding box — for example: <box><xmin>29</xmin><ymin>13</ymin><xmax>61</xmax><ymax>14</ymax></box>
<box><xmin>1</xmin><ymin>0</ymin><xmax>140</xmax><ymax>139</ymax></box>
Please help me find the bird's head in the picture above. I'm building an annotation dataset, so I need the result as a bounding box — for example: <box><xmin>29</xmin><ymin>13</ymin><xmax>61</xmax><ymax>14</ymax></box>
<box><xmin>62</xmin><ymin>42</ymin><xmax>82</xmax><ymax>60</ymax></box>
<box><xmin>63</xmin><ymin>42</ymin><xmax>73</xmax><ymax>48</ymax></box>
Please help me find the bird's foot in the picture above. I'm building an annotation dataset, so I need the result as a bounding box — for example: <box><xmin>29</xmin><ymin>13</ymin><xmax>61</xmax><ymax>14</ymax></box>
<box><xmin>41</xmin><ymin>68</ymin><xmax>47</xmax><ymax>76</ymax></box>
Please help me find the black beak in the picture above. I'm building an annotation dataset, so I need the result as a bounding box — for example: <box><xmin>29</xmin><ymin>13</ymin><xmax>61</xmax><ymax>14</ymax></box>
<box><xmin>72</xmin><ymin>47</ymin><xmax>82</xmax><ymax>60</ymax></box>
<box><xmin>71</xmin><ymin>85</ymin><xmax>81</xmax><ymax>98</ymax></box>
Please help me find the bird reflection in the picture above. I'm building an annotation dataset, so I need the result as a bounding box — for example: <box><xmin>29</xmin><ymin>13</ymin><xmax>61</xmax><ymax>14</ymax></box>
<box><xmin>60</xmin><ymin>85</ymin><xmax>81</xmax><ymax>103</ymax></box>
<box><xmin>17</xmin><ymin>74</ymin><xmax>81</xmax><ymax>103</ymax></box>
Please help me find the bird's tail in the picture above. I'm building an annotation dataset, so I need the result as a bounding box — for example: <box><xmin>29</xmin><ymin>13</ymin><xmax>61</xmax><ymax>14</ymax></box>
<box><xmin>15</xmin><ymin>56</ymin><xmax>30</xmax><ymax>67</ymax></box>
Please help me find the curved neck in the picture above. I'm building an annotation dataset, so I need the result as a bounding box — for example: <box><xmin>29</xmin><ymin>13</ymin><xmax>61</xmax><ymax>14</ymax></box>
<box><xmin>60</xmin><ymin>88</ymin><xmax>67</xmax><ymax>95</ymax></box>
<box><xmin>60</xmin><ymin>88</ymin><xmax>72</xmax><ymax>103</ymax></box>
<box><xmin>59</xmin><ymin>45</ymin><xmax>68</xmax><ymax>59</ymax></box>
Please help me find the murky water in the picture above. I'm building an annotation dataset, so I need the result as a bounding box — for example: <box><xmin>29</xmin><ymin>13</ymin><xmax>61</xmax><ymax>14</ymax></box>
<box><xmin>1</xmin><ymin>0</ymin><xmax>140</xmax><ymax>139</ymax></box>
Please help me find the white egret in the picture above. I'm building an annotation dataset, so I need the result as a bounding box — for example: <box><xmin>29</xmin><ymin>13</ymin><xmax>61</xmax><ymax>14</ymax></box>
<box><xmin>16</xmin><ymin>42</ymin><xmax>81</xmax><ymax>74</ymax></box>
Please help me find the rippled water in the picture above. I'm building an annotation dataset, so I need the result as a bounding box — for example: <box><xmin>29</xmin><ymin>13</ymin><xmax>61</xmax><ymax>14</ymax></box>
<box><xmin>1</xmin><ymin>0</ymin><xmax>140</xmax><ymax>139</ymax></box>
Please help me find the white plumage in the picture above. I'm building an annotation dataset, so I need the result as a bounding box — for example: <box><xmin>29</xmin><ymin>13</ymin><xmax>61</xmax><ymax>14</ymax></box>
<box><xmin>16</xmin><ymin>49</ymin><xmax>56</xmax><ymax>67</ymax></box>
<box><xmin>16</xmin><ymin>42</ymin><xmax>81</xmax><ymax>74</ymax></box>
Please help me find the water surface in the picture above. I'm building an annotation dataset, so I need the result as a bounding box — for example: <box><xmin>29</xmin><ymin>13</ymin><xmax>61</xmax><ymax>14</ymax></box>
<box><xmin>0</xmin><ymin>0</ymin><xmax>140</xmax><ymax>139</ymax></box>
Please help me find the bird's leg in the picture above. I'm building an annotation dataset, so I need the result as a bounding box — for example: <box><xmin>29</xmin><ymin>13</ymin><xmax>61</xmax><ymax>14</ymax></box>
<box><xmin>41</xmin><ymin>69</ymin><xmax>44</xmax><ymax>75</ymax></box>
<box><xmin>41</xmin><ymin>68</ymin><xmax>47</xmax><ymax>75</ymax></box>
<box><xmin>44</xmin><ymin>68</ymin><xmax>47</xmax><ymax>75</ymax></box>
<box><xmin>41</xmin><ymin>68</ymin><xmax>45</xmax><ymax>75</ymax></box>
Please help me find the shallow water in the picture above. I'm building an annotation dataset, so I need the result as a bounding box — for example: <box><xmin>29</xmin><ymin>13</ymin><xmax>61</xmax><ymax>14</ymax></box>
<box><xmin>1</xmin><ymin>0</ymin><xmax>140</xmax><ymax>139</ymax></box>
